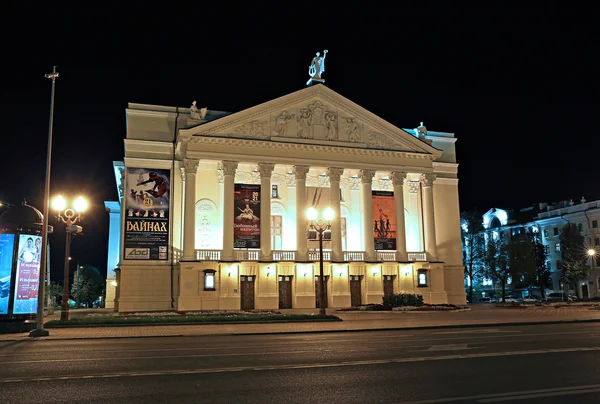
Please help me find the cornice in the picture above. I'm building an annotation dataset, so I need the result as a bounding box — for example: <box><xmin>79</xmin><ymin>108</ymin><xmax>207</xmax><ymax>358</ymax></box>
<box><xmin>188</xmin><ymin>136</ymin><xmax>435</xmax><ymax>161</ymax></box>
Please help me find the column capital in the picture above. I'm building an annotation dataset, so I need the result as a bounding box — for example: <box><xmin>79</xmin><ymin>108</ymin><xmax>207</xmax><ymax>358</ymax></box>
<box><xmin>390</xmin><ymin>171</ymin><xmax>407</xmax><ymax>186</ymax></box>
<box><xmin>258</xmin><ymin>162</ymin><xmax>275</xmax><ymax>177</ymax></box>
<box><xmin>221</xmin><ymin>160</ymin><xmax>238</xmax><ymax>176</ymax></box>
<box><xmin>183</xmin><ymin>158</ymin><xmax>200</xmax><ymax>174</ymax></box>
<box><xmin>359</xmin><ymin>169</ymin><xmax>376</xmax><ymax>184</ymax></box>
<box><xmin>419</xmin><ymin>173</ymin><xmax>437</xmax><ymax>187</ymax></box>
<box><xmin>179</xmin><ymin>166</ymin><xmax>186</xmax><ymax>182</ymax></box>
<box><xmin>293</xmin><ymin>165</ymin><xmax>310</xmax><ymax>180</ymax></box>
<box><xmin>327</xmin><ymin>167</ymin><xmax>344</xmax><ymax>182</ymax></box>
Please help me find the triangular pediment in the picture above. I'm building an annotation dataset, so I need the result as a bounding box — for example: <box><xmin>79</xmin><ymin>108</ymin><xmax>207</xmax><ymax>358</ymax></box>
<box><xmin>180</xmin><ymin>84</ymin><xmax>440</xmax><ymax>156</ymax></box>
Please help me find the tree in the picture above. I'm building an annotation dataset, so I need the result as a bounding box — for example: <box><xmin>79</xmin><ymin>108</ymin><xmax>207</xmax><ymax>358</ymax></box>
<box><xmin>482</xmin><ymin>238</ymin><xmax>511</xmax><ymax>302</ymax></box>
<box><xmin>45</xmin><ymin>281</ymin><xmax>63</xmax><ymax>307</ymax></box>
<box><xmin>530</xmin><ymin>235</ymin><xmax>550</xmax><ymax>298</ymax></box>
<box><xmin>506</xmin><ymin>234</ymin><xmax>536</xmax><ymax>290</ymax></box>
<box><xmin>461</xmin><ymin>210</ymin><xmax>486</xmax><ymax>302</ymax></box>
<box><xmin>558</xmin><ymin>223</ymin><xmax>588</xmax><ymax>289</ymax></box>
<box><xmin>71</xmin><ymin>265</ymin><xmax>103</xmax><ymax>308</ymax></box>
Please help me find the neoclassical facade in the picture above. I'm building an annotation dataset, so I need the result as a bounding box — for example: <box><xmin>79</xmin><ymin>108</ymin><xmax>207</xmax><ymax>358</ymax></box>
<box><xmin>105</xmin><ymin>84</ymin><xmax>465</xmax><ymax>311</ymax></box>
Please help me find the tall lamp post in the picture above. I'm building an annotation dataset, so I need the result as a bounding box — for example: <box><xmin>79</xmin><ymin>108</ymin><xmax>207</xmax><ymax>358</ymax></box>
<box><xmin>30</xmin><ymin>66</ymin><xmax>59</xmax><ymax>338</ymax></box>
<box><xmin>52</xmin><ymin>195</ymin><xmax>87</xmax><ymax>321</ymax></box>
<box><xmin>306</xmin><ymin>206</ymin><xmax>335</xmax><ymax>316</ymax></box>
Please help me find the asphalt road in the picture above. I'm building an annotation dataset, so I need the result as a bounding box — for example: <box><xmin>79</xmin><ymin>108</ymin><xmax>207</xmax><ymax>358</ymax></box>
<box><xmin>3</xmin><ymin>323</ymin><xmax>600</xmax><ymax>403</ymax></box>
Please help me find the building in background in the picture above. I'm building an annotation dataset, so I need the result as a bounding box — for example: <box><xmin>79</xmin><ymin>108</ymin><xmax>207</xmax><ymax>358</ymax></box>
<box><xmin>105</xmin><ymin>84</ymin><xmax>465</xmax><ymax>312</ymax></box>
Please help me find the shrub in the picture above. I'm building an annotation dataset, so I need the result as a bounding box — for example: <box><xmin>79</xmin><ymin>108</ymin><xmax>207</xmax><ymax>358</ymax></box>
<box><xmin>382</xmin><ymin>293</ymin><xmax>424</xmax><ymax>307</ymax></box>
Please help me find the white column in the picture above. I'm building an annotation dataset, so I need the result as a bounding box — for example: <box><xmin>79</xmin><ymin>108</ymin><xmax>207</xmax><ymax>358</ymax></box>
<box><xmin>391</xmin><ymin>171</ymin><xmax>408</xmax><ymax>261</ymax></box>
<box><xmin>259</xmin><ymin>163</ymin><xmax>275</xmax><ymax>261</ymax></box>
<box><xmin>182</xmin><ymin>158</ymin><xmax>199</xmax><ymax>260</ymax></box>
<box><xmin>420</xmin><ymin>173</ymin><xmax>438</xmax><ymax>260</ymax></box>
<box><xmin>294</xmin><ymin>165</ymin><xmax>310</xmax><ymax>261</ymax></box>
<box><xmin>328</xmin><ymin>167</ymin><xmax>344</xmax><ymax>262</ymax></box>
<box><xmin>221</xmin><ymin>161</ymin><xmax>238</xmax><ymax>261</ymax></box>
<box><xmin>360</xmin><ymin>169</ymin><xmax>377</xmax><ymax>262</ymax></box>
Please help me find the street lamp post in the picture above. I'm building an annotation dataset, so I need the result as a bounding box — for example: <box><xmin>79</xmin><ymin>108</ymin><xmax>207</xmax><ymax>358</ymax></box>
<box><xmin>306</xmin><ymin>206</ymin><xmax>335</xmax><ymax>316</ymax></box>
<box><xmin>53</xmin><ymin>195</ymin><xmax>87</xmax><ymax>321</ymax></box>
<box><xmin>30</xmin><ymin>66</ymin><xmax>59</xmax><ymax>338</ymax></box>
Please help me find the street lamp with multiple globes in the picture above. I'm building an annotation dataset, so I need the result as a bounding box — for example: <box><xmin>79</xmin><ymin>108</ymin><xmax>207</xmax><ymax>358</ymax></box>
<box><xmin>306</xmin><ymin>206</ymin><xmax>335</xmax><ymax>316</ymax></box>
<box><xmin>52</xmin><ymin>195</ymin><xmax>87</xmax><ymax>321</ymax></box>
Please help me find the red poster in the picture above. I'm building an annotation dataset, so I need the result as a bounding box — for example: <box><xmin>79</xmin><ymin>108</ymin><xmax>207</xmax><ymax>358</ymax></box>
<box><xmin>372</xmin><ymin>191</ymin><xmax>397</xmax><ymax>250</ymax></box>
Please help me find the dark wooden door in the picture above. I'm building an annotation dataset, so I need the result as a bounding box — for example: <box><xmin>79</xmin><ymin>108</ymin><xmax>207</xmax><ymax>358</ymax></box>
<box><xmin>350</xmin><ymin>275</ymin><xmax>362</xmax><ymax>307</ymax></box>
<box><xmin>383</xmin><ymin>275</ymin><xmax>395</xmax><ymax>296</ymax></box>
<box><xmin>240</xmin><ymin>276</ymin><xmax>255</xmax><ymax>310</ymax></box>
<box><xmin>315</xmin><ymin>276</ymin><xmax>328</xmax><ymax>309</ymax></box>
<box><xmin>279</xmin><ymin>275</ymin><xmax>293</xmax><ymax>309</ymax></box>
<box><xmin>582</xmin><ymin>284</ymin><xmax>589</xmax><ymax>299</ymax></box>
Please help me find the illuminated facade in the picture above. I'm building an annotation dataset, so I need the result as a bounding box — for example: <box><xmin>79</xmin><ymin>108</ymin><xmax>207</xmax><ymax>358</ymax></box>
<box><xmin>105</xmin><ymin>84</ymin><xmax>465</xmax><ymax>311</ymax></box>
<box><xmin>467</xmin><ymin>198</ymin><xmax>600</xmax><ymax>298</ymax></box>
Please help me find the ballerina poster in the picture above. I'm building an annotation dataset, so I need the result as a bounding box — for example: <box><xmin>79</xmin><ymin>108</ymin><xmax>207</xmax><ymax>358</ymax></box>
<box><xmin>233</xmin><ymin>184</ymin><xmax>261</xmax><ymax>248</ymax></box>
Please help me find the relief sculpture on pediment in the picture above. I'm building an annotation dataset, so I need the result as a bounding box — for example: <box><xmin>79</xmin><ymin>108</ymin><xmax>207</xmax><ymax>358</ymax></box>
<box><xmin>308</xmin><ymin>101</ymin><xmax>326</xmax><ymax>126</ymax></box>
<box><xmin>325</xmin><ymin>112</ymin><xmax>338</xmax><ymax>140</ymax></box>
<box><xmin>297</xmin><ymin>109</ymin><xmax>312</xmax><ymax>138</ymax></box>
<box><xmin>234</xmin><ymin>120</ymin><xmax>268</xmax><ymax>139</ymax></box>
<box><xmin>344</xmin><ymin>117</ymin><xmax>361</xmax><ymax>142</ymax></box>
<box><xmin>366</xmin><ymin>132</ymin><xmax>393</xmax><ymax>150</ymax></box>
<box><xmin>272</xmin><ymin>111</ymin><xmax>295</xmax><ymax>137</ymax></box>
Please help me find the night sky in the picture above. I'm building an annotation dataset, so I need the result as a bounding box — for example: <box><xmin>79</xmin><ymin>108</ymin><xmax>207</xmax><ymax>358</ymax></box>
<box><xmin>1</xmin><ymin>3</ymin><xmax>598</xmax><ymax>281</ymax></box>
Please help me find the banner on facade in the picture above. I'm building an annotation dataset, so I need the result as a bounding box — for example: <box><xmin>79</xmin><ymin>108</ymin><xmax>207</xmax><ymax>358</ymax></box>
<box><xmin>234</xmin><ymin>183</ymin><xmax>261</xmax><ymax>249</ymax></box>
<box><xmin>306</xmin><ymin>187</ymin><xmax>332</xmax><ymax>249</ymax></box>
<box><xmin>372</xmin><ymin>191</ymin><xmax>396</xmax><ymax>250</ymax></box>
<box><xmin>124</xmin><ymin>168</ymin><xmax>170</xmax><ymax>260</ymax></box>
<box><xmin>0</xmin><ymin>233</ymin><xmax>15</xmax><ymax>315</ymax></box>
<box><xmin>12</xmin><ymin>234</ymin><xmax>41</xmax><ymax>315</ymax></box>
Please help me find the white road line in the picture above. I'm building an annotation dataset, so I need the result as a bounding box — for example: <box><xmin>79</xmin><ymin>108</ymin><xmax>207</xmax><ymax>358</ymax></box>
<box><xmin>3</xmin><ymin>345</ymin><xmax>600</xmax><ymax>383</ymax></box>
<box><xmin>397</xmin><ymin>384</ymin><xmax>600</xmax><ymax>403</ymax></box>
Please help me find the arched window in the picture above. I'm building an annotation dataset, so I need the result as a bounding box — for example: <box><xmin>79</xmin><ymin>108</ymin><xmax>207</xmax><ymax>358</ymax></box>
<box><xmin>196</xmin><ymin>199</ymin><xmax>218</xmax><ymax>249</ymax></box>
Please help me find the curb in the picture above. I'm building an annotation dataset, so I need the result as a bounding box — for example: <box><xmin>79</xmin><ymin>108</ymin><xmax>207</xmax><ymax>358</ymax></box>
<box><xmin>3</xmin><ymin>318</ymin><xmax>600</xmax><ymax>342</ymax></box>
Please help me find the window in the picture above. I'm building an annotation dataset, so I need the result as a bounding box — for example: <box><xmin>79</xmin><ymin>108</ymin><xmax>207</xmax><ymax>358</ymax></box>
<box><xmin>555</xmin><ymin>243</ymin><xmax>561</xmax><ymax>253</ymax></box>
<box><xmin>593</xmin><ymin>220</ymin><xmax>598</xmax><ymax>229</ymax></box>
<box><xmin>595</xmin><ymin>237</ymin><xmax>600</xmax><ymax>247</ymax></box>
<box><xmin>272</xmin><ymin>185</ymin><xmax>279</xmax><ymax>199</ymax></box>
<box><xmin>546</xmin><ymin>261</ymin><xmax>552</xmax><ymax>271</ymax></box>
<box><xmin>203</xmin><ymin>269</ymin><xmax>216</xmax><ymax>291</ymax></box>
<box><xmin>544</xmin><ymin>245</ymin><xmax>550</xmax><ymax>254</ymax></box>
<box><xmin>578</xmin><ymin>223</ymin><xmax>584</xmax><ymax>233</ymax></box>
<box><xmin>417</xmin><ymin>269</ymin><xmax>428</xmax><ymax>287</ymax></box>
<box><xmin>544</xmin><ymin>229</ymin><xmax>549</xmax><ymax>238</ymax></box>
<box><xmin>271</xmin><ymin>215</ymin><xmax>282</xmax><ymax>250</ymax></box>
<box><xmin>553</xmin><ymin>227</ymin><xmax>559</xmax><ymax>236</ymax></box>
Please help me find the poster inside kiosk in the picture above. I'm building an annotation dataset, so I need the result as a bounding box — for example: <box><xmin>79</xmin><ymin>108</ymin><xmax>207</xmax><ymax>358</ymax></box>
<box><xmin>12</xmin><ymin>234</ymin><xmax>42</xmax><ymax>315</ymax></box>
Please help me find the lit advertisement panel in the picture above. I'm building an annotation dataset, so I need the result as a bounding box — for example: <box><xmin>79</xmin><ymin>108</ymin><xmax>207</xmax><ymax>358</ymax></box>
<box><xmin>12</xmin><ymin>234</ymin><xmax>42</xmax><ymax>315</ymax></box>
<box><xmin>0</xmin><ymin>234</ymin><xmax>15</xmax><ymax>315</ymax></box>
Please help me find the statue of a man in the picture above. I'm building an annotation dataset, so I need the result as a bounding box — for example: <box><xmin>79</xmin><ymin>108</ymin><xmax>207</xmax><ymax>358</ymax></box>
<box><xmin>416</xmin><ymin>122</ymin><xmax>427</xmax><ymax>139</ymax></box>
<box><xmin>307</xmin><ymin>50</ymin><xmax>328</xmax><ymax>85</ymax></box>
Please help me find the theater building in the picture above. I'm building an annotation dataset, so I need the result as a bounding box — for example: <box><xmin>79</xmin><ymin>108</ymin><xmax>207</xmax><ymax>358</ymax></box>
<box><xmin>105</xmin><ymin>83</ymin><xmax>466</xmax><ymax>311</ymax></box>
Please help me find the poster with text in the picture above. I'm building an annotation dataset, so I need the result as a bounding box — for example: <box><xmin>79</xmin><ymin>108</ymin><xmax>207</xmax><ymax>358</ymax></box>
<box><xmin>124</xmin><ymin>168</ymin><xmax>170</xmax><ymax>260</ymax></box>
<box><xmin>306</xmin><ymin>187</ymin><xmax>332</xmax><ymax>249</ymax></box>
<box><xmin>372</xmin><ymin>191</ymin><xmax>397</xmax><ymax>250</ymax></box>
<box><xmin>0</xmin><ymin>234</ymin><xmax>15</xmax><ymax>315</ymax></box>
<box><xmin>234</xmin><ymin>184</ymin><xmax>261</xmax><ymax>249</ymax></box>
<box><xmin>12</xmin><ymin>234</ymin><xmax>41</xmax><ymax>315</ymax></box>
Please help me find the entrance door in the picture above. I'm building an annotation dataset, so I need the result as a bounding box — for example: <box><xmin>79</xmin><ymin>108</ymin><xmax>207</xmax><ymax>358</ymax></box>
<box><xmin>240</xmin><ymin>276</ymin><xmax>255</xmax><ymax>310</ymax></box>
<box><xmin>383</xmin><ymin>275</ymin><xmax>395</xmax><ymax>296</ymax></box>
<box><xmin>315</xmin><ymin>276</ymin><xmax>329</xmax><ymax>309</ymax></box>
<box><xmin>582</xmin><ymin>284</ymin><xmax>589</xmax><ymax>299</ymax></box>
<box><xmin>350</xmin><ymin>275</ymin><xmax>362</xmax><ymax>306</ymax></box>
<box><xmin>279</xmin><ymin>275</ymin><xmax>293</xmax><ymax>309</ymax></box>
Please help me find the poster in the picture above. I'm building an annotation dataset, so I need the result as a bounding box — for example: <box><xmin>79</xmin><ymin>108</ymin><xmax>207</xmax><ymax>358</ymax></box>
<box><xmin>234</xmin><ymin>184</ymin><xmax>261</xmax><ymax>249</ymax></box>
<box><xmin>0</xmin><ymin>234</ymin><xmax>15</xmax><ymax>315</ymax></box>
<box><xmin>12</xmin><ymin>234</ymin><xmax>41</xmax><ymax>315</ymax></box>
<box><xmin>372</xmin><ymin>191</ymin><xmax>397</xmax><ymax>250</ymax></box>
<box><xmin>306</xmin><ymin>187</ymin><xmax>332</xmax><ymax>249</ymax></box>
<box><xmin>124</xmin><ymin>168</ymin><xmax>170</xmax><ymax>260</ymax></box>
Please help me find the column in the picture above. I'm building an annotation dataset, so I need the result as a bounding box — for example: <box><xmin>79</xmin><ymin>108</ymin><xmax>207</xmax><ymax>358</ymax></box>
<box><xmin>328</xmin><ymin>168</ymin><xmax>344</xmax><ymax>261</ymax></box>
<box><xmin>259</xmin><ymin>162</ymin><xmax>275</xmax><ymax>261</ymax></box>
<box><xmin>360</xmin><ymin>169</ymin><xmax>377</xmax><ymax>262</ymax></box>
<box><xmin>391</xmin><ymin>171</ymin><xmax>408</xmax><ymax>261</ymax></box>
<box><xmin>420</xmin><ymin>173</ymin><xmax>438</xmax><ymax>260</ymax></box>
<box><xmin>221</xmin><ymin>161</ymin><xmax>238</xmax><ymax>261</ymax></box>
<box><xmin>182</xmin><ymin>158</ymin><xmax>199</xmax><ymax>260</ymax></box>
<box><xmin>294</xmin><ymin>165</ymin><xmax>310</xmax><ymax>261</ymax></box>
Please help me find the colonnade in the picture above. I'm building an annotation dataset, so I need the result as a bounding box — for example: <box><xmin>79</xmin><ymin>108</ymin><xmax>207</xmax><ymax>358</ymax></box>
<box><xmin>181</xmin><ymin>160</ymin><xmax>438</xmax><ymax>262</ymax></box>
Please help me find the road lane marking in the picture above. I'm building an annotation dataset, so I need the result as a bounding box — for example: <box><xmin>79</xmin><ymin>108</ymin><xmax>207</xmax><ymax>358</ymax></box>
<box><xmin>433</xmin><ymin>329</ymin><xmax>520</xmax><ymax>334</ymax></box>
<box><xmin>397</xmin><ymin>384</ymin><xmax>600</xmax><ymax>403</ymax></box>
<box><xmin>3</xmin><ymin>345</ymin><xmax>600</xmax><ymax>383</ymax></box>
<box><xmin>427</xmin><ymin>344</ymin><xmax>470</xmax><ymax>351</ymax></box>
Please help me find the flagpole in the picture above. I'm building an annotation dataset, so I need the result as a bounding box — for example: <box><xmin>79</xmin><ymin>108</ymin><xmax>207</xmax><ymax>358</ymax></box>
<box><xmin>30</xmin><ymin>66</ymin><xmax>59</xmax><ymax>337</ymax></box>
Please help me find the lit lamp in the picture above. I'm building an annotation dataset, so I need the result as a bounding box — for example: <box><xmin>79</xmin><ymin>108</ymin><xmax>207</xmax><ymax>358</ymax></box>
<box><xmin>306</xmin><ymin>206</ymin><xmax>335</xmax><ymax>316</ymax></box>
<box><xmin>52</xmin><ymin>195</ymin><xmax>87</xmax><ymax>321</ymax></box>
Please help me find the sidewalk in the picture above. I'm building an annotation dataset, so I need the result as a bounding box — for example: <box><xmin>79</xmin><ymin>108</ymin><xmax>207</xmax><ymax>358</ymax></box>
<box><xmin>2</xmin><ymin>305</ymin><xmax>600</xmax><ymax>341</ymax></box>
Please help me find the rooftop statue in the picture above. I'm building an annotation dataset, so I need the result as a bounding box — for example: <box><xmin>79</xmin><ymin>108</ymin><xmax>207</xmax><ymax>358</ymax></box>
<box><xmin>190</xmin><ymin>101</ymin><xmax>207</xmax><ymax>120</ymax></box>
<box><xmin>307</xmin><ymin>49</ymin><xmax>328</xmax><ymax>85</ymax></box>
<box><xmin>416</xmin><ymin>122</ymin><xmax>427</xmax><ymax>140</ymax></box>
